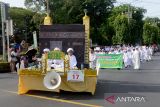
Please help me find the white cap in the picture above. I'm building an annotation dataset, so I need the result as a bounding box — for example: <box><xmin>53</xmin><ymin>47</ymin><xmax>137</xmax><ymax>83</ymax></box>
<box><xmin>43</xmin><ymin>48</ymin><xmax>50</xmax><ymax>52</ymax></box>
<box><xmin>54</xmin><ymin>47</ymin><xmax>60</xmax><ymax>51</ymax></box>
<box><xmin>95</xmin><ymin>47</ymin><xmax>100</xmax><ymax>51</ymax></box>
<box><xmin>67</xmin><ymin>48</ymin><xmax>74</xmax><ymax>53</ymax></box>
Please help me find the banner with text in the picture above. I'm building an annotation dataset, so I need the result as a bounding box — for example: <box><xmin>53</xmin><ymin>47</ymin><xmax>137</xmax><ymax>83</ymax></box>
<box><xmin>97</xmin><ymin>54</ymin><xmax>123</xmax><ymax>69</ymax></box>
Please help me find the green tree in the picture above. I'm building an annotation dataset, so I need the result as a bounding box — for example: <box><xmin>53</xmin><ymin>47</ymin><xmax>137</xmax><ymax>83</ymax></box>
<box><xmin>112</xmin><ymin>15</ymin><xmax>128</xmax><ymax>44</ymax></box>
<box><xmin>143</xmin><ymin>18</ymin><xmax>160</xmax><ymax>44</ymax></box>
<box><xmin>9</xmin><ymin>7</ymin><xmax>44</xmax><ymax>43</ymax></box>
<box><xmin>24</xmin><ymin>0</ymin><xmax>115</xmax><ymax>45</ymax></box>
<box><xmin>106</xmin><ymin>4</ymin><xmax>146</xmax><ymax>45</ymax></box>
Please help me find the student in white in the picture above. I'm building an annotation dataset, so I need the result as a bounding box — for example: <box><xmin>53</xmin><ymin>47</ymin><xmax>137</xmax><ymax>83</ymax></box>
<box><xmin>147</xmin><ymin>47</ymin><xmax>152</xmax><ymax>61</ymax></box>
<box><xmin>89</xmin><ymin>47</ymin><xmax>96</xmax><ymax>69</ymax></box>
<box><xmin>148</xmin><ymin>46</ymin><xmax>153</xmax><ymax>60</ymax></box>
<box><xmin>127</xmin><ymin>49</ymin><xmax>133</xmax><ymax>67</ymax></box>
<box><xmin>132</xmin><ymin>48</ymin><xmax>140</xmax><ymax>70</ymax></box>
<box><xmin>42</xmin><ymin>48</ymin><xmax>50</xmax><ymax>71</ymax></box>
<box><xmin>123</xmin><ymin>50</ymin><xmax>129</xmax><ymax>68</ymax></box>
<box><xmin>144</xmin><ymin>46</ymin><xmax>149</xmax><ymax>61</ymax></box>
<box><xmin>139</xmin><ymin>47</ymin><xmax>144</xmax><ymax>62</ymax></box>
<box><xmin>66</xmin><ymin>48</ymin><xmax>77</xmax><ymax>69</ymax></box>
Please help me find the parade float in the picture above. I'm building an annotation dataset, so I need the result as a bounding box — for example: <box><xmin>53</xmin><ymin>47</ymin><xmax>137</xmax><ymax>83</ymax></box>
<box><xmin>18</xmin><ymin>50</ymin><xmax>97</xmax><ymax>95</ymax></box>
<box><xmin>18</xmin><ymin>4</ymin><xmax>98</xmax><ymax>95</ymax></box>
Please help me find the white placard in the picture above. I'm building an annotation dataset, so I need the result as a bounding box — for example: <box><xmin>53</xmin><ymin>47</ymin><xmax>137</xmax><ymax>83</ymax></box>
<box><xmin>67</xmin><ymin>70</ymin><xmax>84</xmax><ymax>82</ymax></box>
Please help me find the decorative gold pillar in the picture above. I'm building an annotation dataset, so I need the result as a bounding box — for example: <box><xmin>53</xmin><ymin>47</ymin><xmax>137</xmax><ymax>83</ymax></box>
<box><xmin>83</xmin><ymin>10</ymin><xmax>90</xmax><ymax>64</ymax></box>
<box><xmin>44</xmin><ymin>0</ymin><xmax>52</xmax><ymax>25</ymax></box>
<box><xmin>44</xmin><ymin>13</ymin><xmax>52</xmax><ymax>25</ymax></box>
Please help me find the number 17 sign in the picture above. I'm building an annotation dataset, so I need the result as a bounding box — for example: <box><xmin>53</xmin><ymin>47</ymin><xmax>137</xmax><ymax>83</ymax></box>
<box><xmin>67</xmin><ymin>70</ymin><xmax>84</xmax><ymax>82</ymax></box>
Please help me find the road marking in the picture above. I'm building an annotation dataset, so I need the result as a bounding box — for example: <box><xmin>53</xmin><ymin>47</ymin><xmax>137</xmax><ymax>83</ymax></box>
<box><xmin>0</xmin><ymin>89</ymin><xmax>17</xmax><ymax>94</ymax></box>
<box><xmin>25</xmin><ymin>94</ymin><xmax>102</xmax><ymax>107</ymax></box>
<box><xmin>0</xmin><ymin>89</ymin><xmax>102</xmax><ymax>107</ymax></box>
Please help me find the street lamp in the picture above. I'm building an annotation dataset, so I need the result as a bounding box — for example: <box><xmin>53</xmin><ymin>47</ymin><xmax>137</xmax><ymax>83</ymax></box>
<box><xmin>83</xmin><ymin>9</ymin><xmax>88</xmax><ymax>16</ymax></box>
<box><xmin>46</xmin><ymin>0</ymin><xmax>49</xmax><ymax>14</ymax></box>
<box><xmin>1</xmin><ymin>2</ymin><xmax>9</xmax><ymax>61</ymax></box>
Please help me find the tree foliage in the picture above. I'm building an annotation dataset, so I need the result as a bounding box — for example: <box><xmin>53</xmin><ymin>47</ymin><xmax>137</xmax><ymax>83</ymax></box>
<box><xmin>24</xmin><ymin>0</ymin><xmax>115</xmax><ymax>45</ymax></box>
<box><xmin>112</xmin><ymin>15</ymin><xmax>128</xmax><ymax>44</ymax></box>
<box><xmin>9</xmin><ymin>7</ymin><xmax>44</xmax><ymax>43</ymax></box>
<box><xmin>106</xmin><ymin>4</ymin><xmax>146</xmax><ymax>45</ymax></box>
<box><xmin>7</xmin><ymin>1</ymin><xmax>160</xmax><ymax>45</ymax></box>
<box><xmin>143</xmin><ymin>18</ymin><xmax>160</xmax><ymax>44</ymax></box>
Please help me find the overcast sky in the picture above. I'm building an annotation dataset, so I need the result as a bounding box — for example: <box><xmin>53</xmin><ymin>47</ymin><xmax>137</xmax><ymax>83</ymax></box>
<box><xmin>1</xmin><ymin>0</ymin><xmax>160</xmax><ymax>18</ymax></box>
<box><xmin>116</xmin><ymin>0</ymin><xmax>160</xmax><ymax>18</ymax></box>
<box><xmin>1</xmin><ymin>0</ymin><xmax>25</xmax><ymax>8</ymax></box>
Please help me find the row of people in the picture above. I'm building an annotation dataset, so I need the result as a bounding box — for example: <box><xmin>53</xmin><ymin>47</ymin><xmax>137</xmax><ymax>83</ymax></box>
<box><xmin>13</xmin><ymin>44</ymin><xmax>156</xmax><ymax>71</ymax></box>
<box><xmin>89</xmin><ymin>45</ymin><xmax>155</xmax><ymax>70</ymax></box>
<box><xmin>9</xmin><ymin>40</ymin><xmax>32</xmax><ymax>72</ymax></box>
<box><xmin>43</xmin><ymin>48</ymin><xmax>77</xmax><ymax>70</ymax></box>
<box><xmin>19</xmin><ymin>47</ymin><xmax>78</xmax><ymax>70</ymax></box>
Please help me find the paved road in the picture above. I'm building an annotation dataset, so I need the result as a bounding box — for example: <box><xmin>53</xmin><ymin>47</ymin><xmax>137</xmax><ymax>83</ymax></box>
<box><xmin>1</xmin><ymin>53</ymin><xmax>160</xmax><ymax>107</ymax></box>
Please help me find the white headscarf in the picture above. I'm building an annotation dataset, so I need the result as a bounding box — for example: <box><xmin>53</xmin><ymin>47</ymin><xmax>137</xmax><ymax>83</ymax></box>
<box><xmin>67</xmin><ymin>48</ymin><xmax>74</xmax><ymax>53</ymax></box>
<box><xmin>43</xmin><ymin>48</ymin><xmax>50</xmax><ymax>52</ymax></box>
<box><xmin>54</xmin><ymin>47</ymin><xmax>60</xmax><ymax>51</ymax></box>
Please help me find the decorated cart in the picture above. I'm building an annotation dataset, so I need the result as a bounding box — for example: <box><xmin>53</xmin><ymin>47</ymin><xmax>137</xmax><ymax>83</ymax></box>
<box><xmin>18</xmin><ymin>50</ymin><xmax>98</xmax><ymax>95</ymax></box>
<box><xmin>18</xmin><ymin>4</ymin><xmax>98</xmax><ymax>95</ymax></box>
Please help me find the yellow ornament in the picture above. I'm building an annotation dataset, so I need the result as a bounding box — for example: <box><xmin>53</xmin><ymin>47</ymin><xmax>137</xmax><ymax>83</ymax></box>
<box><xmin>44</xmin><ymin>13</ymin><xmax>52</xmax><ymax>25</ymax></box>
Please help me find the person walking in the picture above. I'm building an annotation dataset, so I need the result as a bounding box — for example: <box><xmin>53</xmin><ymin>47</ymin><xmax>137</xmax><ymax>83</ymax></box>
<box><xmin>132</xmin><ymin>48</ymin><xmax>140</xmax><ymax>70</ymax></box>
<box><xmin>10</xmin><ymin>48</ymin><xmax>18</xmax><ymax>72</ymax></box>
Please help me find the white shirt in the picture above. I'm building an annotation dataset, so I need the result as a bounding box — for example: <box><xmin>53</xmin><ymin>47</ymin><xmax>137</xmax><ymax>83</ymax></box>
<box><xmin>10</xmin><ymin>51</ymin><xmax>17</xmax><ymax>62</ymax></box>
<box><xmin>89</xmin><ymin>52</ymin><xmax>96</xmax><ymax>69</ymax></box>
<box><xmin>68</xmin><ymin>55</ymin><xmax>77</xmax><ymax>69</ymax></box>
<box><xmin>89</xmin><ymin>52</ymin><xmax>96</xmax><ymax>62</ymax></box>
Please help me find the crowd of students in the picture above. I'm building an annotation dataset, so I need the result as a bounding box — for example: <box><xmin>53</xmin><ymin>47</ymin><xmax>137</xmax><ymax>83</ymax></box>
<box><xmin>89</xmin><ymin>45</ymin><xmax>158</xmax><ymax>70</ymax></box>
<box><xmin>9</xmin><ymin>41</ymin><xmax>158</xmax><ymax>72</ymax></box>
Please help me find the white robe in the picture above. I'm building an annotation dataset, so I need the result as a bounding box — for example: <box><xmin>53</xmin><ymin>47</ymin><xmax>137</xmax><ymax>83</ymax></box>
<box><xmin>68</xmin><ymin>55</ymin><xmax>77</xmax><ymax>69</ymax></box>
<box><xmin>149</xmin><ymin>47</ymin><xmax>153</xmax><ymax>56</ymax></box>
<box><xmin>123</xmin><ymin>52</ymin><xmax>129</xmax><ymax>67</ymax></box>
<box><xmin>144</xmin><ymin>48</ymin><xmax>149</xmax><ymax>61</ymax></box>
<box><xmin>132</xmin><ymin>50</ymin><xmax>140</xmax><ymax>70</ymax></box>
<box><xmin>139</xmin><ymin>49</ymin><xmax>144</xmax><ymax>62</ymax></box>
<box><xmin>148</xmin><ymin>47</ymin><xmax>153</xmax><ymax>61</ymax></box>
<box><xmin>89</xmin><ymin>52</ymin><xmax>96</xmax><ymax>69</ymax></box>
<box><xmin>127</xmin><ymin>51</ymin><xmax>132</xmax><ymax>66</ymax></box>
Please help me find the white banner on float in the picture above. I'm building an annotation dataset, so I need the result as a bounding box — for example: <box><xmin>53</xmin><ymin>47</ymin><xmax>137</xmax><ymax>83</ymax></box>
<box><xmin>33</xmin><ymin>31</ymin><xmax>38</xmax><ymax>48</ymax></box>
<box><xmin>67</xmin><ymin>70</ymin><xmax>84</xmax><ymax>82</ymax></box>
